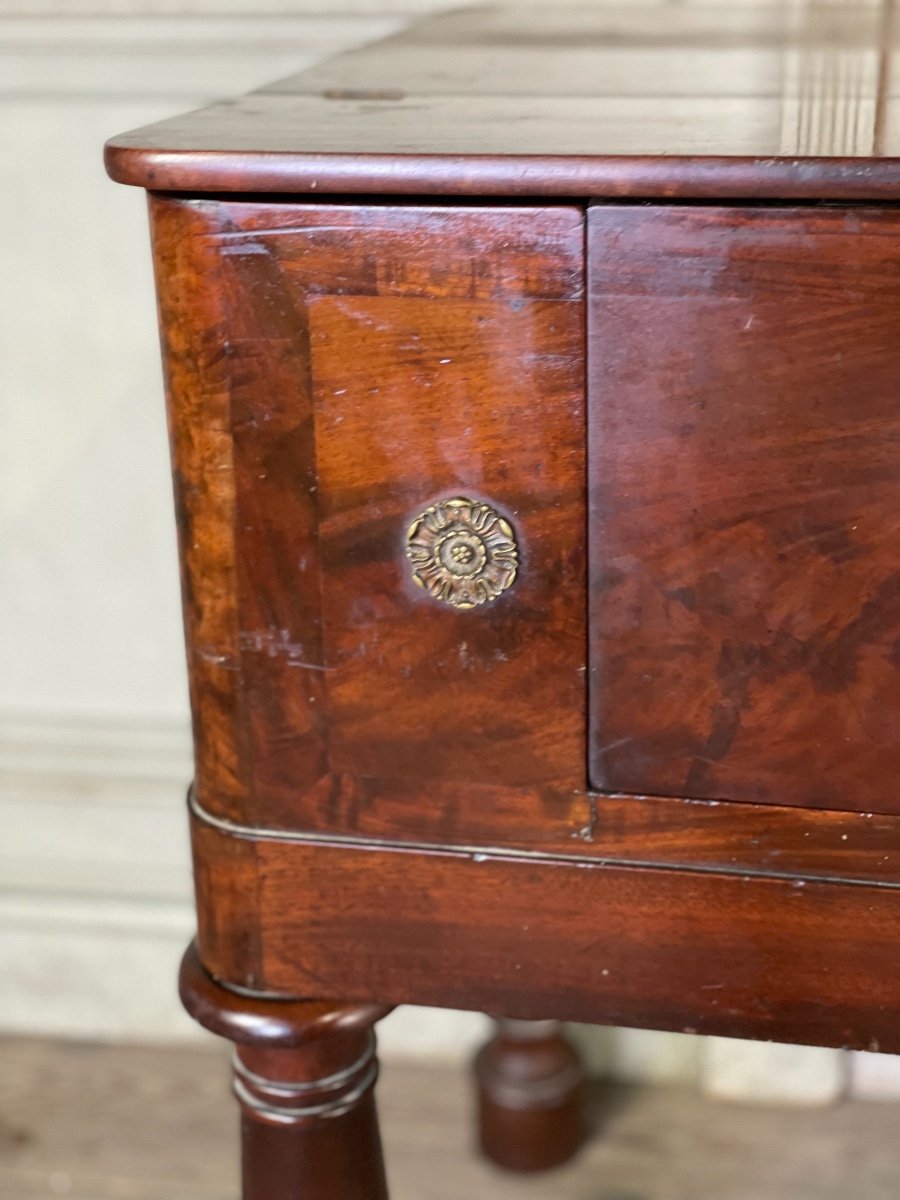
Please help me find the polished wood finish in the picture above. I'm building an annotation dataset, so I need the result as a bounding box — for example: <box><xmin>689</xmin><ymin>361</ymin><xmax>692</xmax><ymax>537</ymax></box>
<box><xmin>107</xmin><ymin>1</ymin><xmax>900</xmax><ymax>200</ymax></box>
<box><xmin>180</xmin><ymin>945</ymin><xmax>391</xmax><ymax>1200</ymax></box>
<box><xmin>178</xmin><ymin>943</ymin><xmax>392</xmax><ymax>1044</ymax></box>
<box><xmin>107</xmin><ymin>3</ymin><xmax>900</xmax><ymax>1196</ymax></box>
<box><xmin>238</xmin><ymin>1074</ymin><xmax>387</xmax><ymax>1200</ymax></box>
<box><xmin>189</xmin><ymin>820</ymin><xmax>900</xmax><ymax>1054</ymax></box>
<box><xmin>589</xmin><ymin>204</ymin><xmax>900</xmax><ymax>814</ymax></box>
<box><xmin>475</xmin><ymin>1020</ymin><xmax>586</xmax><ymax>1173</ymax></box>
<box><xmin>150</xmin><ymin>196</ymin><xmax>586</xmax><ymax>831</ymax></box>
<box><xmin>192</xmin><ymin>782</ymin><xmax>900</xmax><ymax>887</ymax></box>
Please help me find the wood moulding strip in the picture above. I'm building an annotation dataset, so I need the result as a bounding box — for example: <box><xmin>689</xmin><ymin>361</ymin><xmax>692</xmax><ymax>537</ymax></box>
<box><xmin>188</xmin><ymin>787</ymin><xmax>900</xmax><ymax>892</ymax></box>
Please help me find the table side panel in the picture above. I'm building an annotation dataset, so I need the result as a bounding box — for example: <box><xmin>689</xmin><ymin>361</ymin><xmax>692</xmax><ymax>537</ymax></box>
<box><xmin>152</xmin><ymin>198</ymin><xmax>587</xmax><ymax>830</ymax></box>
<box><xmin>589</xmin><ymin>204</ymin><xmax>900</xmax><ymax>814</ymax></box>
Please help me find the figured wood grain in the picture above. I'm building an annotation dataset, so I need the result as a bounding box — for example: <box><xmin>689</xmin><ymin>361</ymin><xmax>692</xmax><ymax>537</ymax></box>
<box><xmin>191</xmin><ymin>823</ymin><xmax>900</xmax><ymax>1056</ymax></box>
<box><xmin>150</xmin><ymin>200</ymin><xmax>247</xmax><ymax>823</ymax></box>
<box><xmin>308</xmin><ymin>222</ymin><xmax>586</xmax><ymax>788</ymax></box>
<box><xmin>589</xmin><ymin>204</ymin><xmax>900</xmax><ymax>814</ymax></box>
<box><xmin>153</xmin><ymin>198</ymin><xmax>586</xmax><ymax>830</ymax></box>
<box><xmin>150</xmin><ymin>197</ymin><xmax>329</xmax><ymax>825</ymax></box>
<box><xmin>191</xmin><ymin>784</ymin><xmax>900</xmax><ymax>889</ymax></box>
<box><xmin>106</xmin><ymin>0</ymin><xmax>900</xmax><ymax>200</ymax></box>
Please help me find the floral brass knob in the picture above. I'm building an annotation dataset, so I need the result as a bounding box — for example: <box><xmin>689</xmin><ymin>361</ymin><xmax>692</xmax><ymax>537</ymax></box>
<box><xmin>405</xmin><ymin>497</ymin><xmax>518</xmax><ymax>609</ymax></box>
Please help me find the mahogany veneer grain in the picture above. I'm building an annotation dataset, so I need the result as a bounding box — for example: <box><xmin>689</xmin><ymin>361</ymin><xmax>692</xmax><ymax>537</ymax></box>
<box><xmin>151</xmin><ymin>197</ymin><xmax>586</xmax><ymax>830</ymax></box>
<box><xmin>589</xmin><ymin>204</ymin><xmax>900</xmax><ymax>814</ymax></box>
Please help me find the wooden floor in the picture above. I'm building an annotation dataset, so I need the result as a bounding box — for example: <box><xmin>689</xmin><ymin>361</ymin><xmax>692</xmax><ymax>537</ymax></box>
<box><xmin>2</xmin><ymin>1036</ymin><xmax>900</xmax><ymax>1199</ymax></box>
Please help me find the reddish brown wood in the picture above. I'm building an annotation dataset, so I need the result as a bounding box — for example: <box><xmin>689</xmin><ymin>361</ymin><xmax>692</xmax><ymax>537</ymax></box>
<box><xmin>150</xmin><ymin>196</ymin><xmax>586</xmax><ymax>830</ymax></box>
<box><xmin>178</xmin><ymin>942</ymin><xmax>392</xmax><ymax>1045</ymax></box>
<box><xmin>108</xmin><ymin>151</ymin><xmax>900</xmax><ymax>202</ymax></box>
<box><xmin>238</xmin><ymin>1065</ymin><xmax>387</xmax><ymax>1200</ymax></box>
<box><xmin>149</xmin><ymin>203</ymin><xmax>248</xmax><ymax>824</ymax></box>
<box><xmin>105</xmin><ymin>2</ymin><xmax>900</xmax><ymax>201</ymax></box>
<box><xmin>180</xmin><ymin>944</ymin><xmax>391</xmax><ymax>1200</ymax></box>
<box><xmin>589</xmin><ymin>204</ymin><xmax>900</xmax><ymax>814</ymax></box>
<box><xmin>192</xmin><ymin>780</ymin><xmax>900</xmax><ymax>889</ymax></box>
<box><xmin>191</xmin><ymin>819</ymin><xmax>900</xmax><ymax>1056</ymax></box>
<box><xmin>475</xmin><ymin>1019</ymin><xmax>586</xmax><ymax>1173</ymax></box>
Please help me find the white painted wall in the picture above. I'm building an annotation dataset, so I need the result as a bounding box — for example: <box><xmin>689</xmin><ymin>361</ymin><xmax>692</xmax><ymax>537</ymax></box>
<box><xmin>1</xmin><ymin>0</ymin><xmax>894</xmax><ymax>1103</ymax></box>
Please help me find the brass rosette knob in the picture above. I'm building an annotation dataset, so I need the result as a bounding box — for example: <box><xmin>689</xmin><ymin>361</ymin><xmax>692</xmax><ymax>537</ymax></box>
<box><xmin>405</xmin><ymin>497</ymin><xmax>518</xmax><ymax>609</ymax></box>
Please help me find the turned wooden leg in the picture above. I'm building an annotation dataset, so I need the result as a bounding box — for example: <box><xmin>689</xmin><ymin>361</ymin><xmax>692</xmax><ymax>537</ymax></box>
<box><xmin>179</xmin><ymin>942</ymin><xmax>392</xmax><ymax>1200</ymax></box>
<box><xmin>474</xmin><ymin>1017</ymin><xmax>587</xmax><ymax>1173</ymax></box>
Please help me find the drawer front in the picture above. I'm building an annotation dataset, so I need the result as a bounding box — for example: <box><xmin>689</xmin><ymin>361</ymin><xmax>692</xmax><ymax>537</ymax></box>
<box><xmin>589</xmin><ymin>205</ymin><xmax>900</xmax><ymax>813</ymax></box>
<box><xmin>151</xmin><ymin>199</ymin><xmax>587</xmax><ymax>830</ymax></box>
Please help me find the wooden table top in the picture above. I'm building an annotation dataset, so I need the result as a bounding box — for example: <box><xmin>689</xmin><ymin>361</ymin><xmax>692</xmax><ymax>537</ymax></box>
<box><xmin>106</xmin><ymin>2</ymin><xmax>900</xmax><ymax>202</ymax></box>
<box><xmin>105</xmin><ymin>0</ymin><xmax>900</xmax><ymax>196</ymax></box>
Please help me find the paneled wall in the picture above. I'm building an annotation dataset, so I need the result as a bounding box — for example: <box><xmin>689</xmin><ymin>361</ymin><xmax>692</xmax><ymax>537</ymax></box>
<box><xmin>0</xmin><ymin>0</ymin><xmax>892</xmax><ymax>1102</ymax></box>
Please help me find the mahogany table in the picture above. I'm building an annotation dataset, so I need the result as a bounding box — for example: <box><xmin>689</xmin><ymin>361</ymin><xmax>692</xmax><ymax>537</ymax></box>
<box><xmin>107</xmin><ymin>2</ymin><xmax>900</xmax><ymax>1195</ymax></box>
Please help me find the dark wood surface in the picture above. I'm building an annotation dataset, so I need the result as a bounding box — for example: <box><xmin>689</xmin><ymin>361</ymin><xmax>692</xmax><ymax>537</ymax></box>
<box><xmin>180</xmin><ymin>945</ymin><xmax>390</xmax><ymax>1200</ymax></box>
<box><xmin>147</xmin><ymin>186</ymin><xmax>900</xmax><ymax>1076</ymax></box>
<box><xmin>589</xmin><ymin>204</ymin><xmax>900</xmax><ymax>814</ymax></box>
<box><xmin>191</xmin><ymin>818</ymin><xmax>900</xmax><ymax>1056</ymax></box>
<box><xmin>475</xmin><ymin>1019</ymin><xmax>586</xmax><ymax>1173</ymax></box>
<box><xmin>189</xmin><ymin>785</ymin><xmax>900</xmax><ymax>888</ymax></box>
<box><xmin>149</xmin><ymin>188</ymin><xmax>900</xmax><ymax>1070</ymax></box>
<box><xmin>106</xmin><ymin>0</ymin><xmax>900</xmax><ymax>199</ymax></box>
<box><xmin>151</xmin><ymin>196</ymin><xmax>586</xmax><ymax>830</ymax></box>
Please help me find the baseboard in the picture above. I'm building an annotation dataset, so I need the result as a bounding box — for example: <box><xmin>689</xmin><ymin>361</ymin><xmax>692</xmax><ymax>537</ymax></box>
<box><xmin>0</xmin><ymin>714</ymin><xmax>194</xmax><ymax>902</ymax></box>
